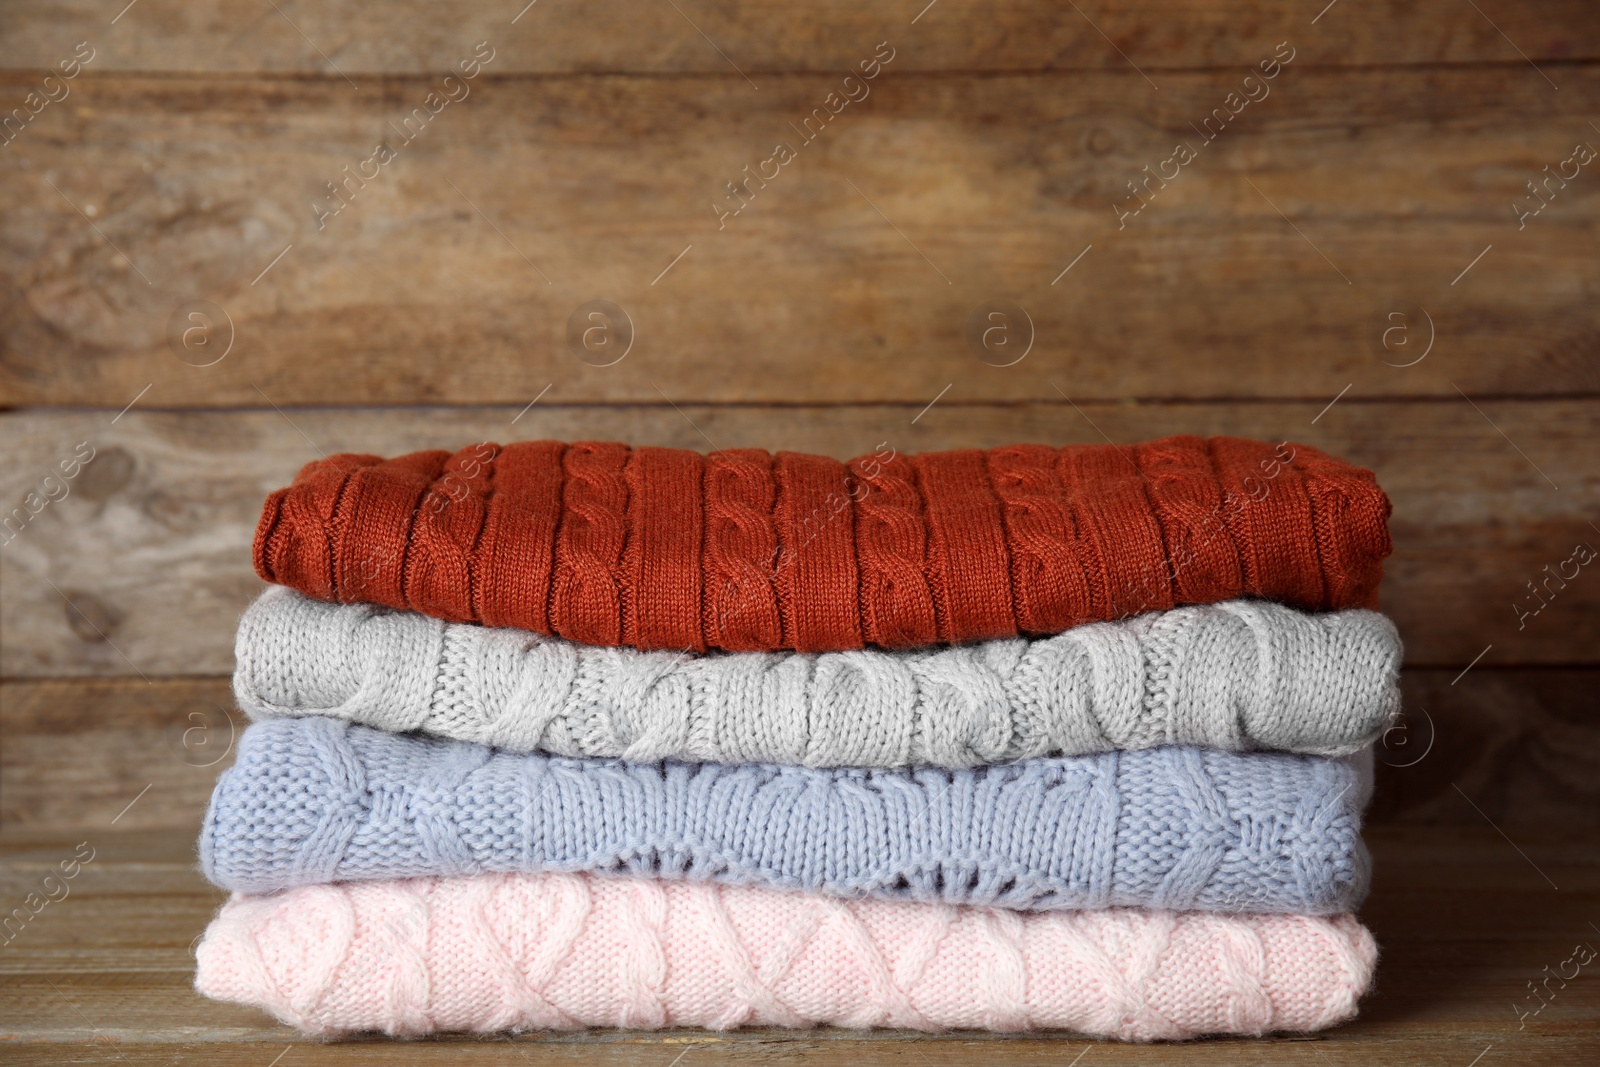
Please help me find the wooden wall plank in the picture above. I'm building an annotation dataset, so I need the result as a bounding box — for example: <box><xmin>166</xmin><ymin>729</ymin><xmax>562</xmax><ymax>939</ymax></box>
<box><xmin>3</xmin><ymin>67</ymin><xmax>1598</xmax><ymax>407</ymax></box>
<box><xmin>0</xmin><ymin>679</ymin><xmax>235</xmax><ymax>832</ymax></box>
<box><xmin>1372</xmin><ymin>669</ymin><xmax>1600</xmax><ymax>829</ymax></box>
<box><xmin>2</xmin><ymin>400</ymin><xmax>1595</xmax><ymax>674</ymax></box>
<box><xmin>2</xmin><ymin>1</ymin><xmax>1596</xmax><ymax>75</ymax></box>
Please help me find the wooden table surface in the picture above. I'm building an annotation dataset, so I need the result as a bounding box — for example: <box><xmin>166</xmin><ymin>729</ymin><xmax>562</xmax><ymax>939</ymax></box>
<box><xmin>2</xmin><ymin>0</ymin><xmax>1598</xmax><ymax>1061</ymax></box>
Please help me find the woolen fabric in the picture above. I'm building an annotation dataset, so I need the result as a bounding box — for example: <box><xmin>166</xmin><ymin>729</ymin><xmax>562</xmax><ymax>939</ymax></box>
<box><xmin>195</xmin><ymin>872</ymin><xmax>1377</xmax><ymax>1038</ymax></box>
<box><xmin>236</xmin><ymin>586</ymin><xmax>1402</xmax><ymax>765</ymax></box>
<box><xmin>252</xmin><ymin>436</ymin><xmax>1392</xmax><ymax>653</ymax></box>
<box><xmin>199</xmin><ymin>718</ymin><xmax>1372</xmax><ymax>913</ymax></box>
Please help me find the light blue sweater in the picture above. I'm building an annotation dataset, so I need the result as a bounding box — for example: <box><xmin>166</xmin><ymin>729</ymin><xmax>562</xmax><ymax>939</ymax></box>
<box><xmin>200</xmin><ymin>718</ymin><xmax>1371</xmax><ymax>914</ymax></box>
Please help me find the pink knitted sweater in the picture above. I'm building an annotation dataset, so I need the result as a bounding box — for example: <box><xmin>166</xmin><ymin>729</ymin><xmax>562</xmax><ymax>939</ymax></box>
<box><xmin>195</xmin><ymin>873</ymin><xmax>1375</xmax><ymax>1038</ymax></box>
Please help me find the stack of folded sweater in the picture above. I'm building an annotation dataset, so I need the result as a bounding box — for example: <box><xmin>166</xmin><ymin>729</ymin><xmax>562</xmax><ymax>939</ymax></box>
<box><xmin>194</xmin><ymin>435</ymin><xmax>1397</xmax><ymax>1040</ymax></box>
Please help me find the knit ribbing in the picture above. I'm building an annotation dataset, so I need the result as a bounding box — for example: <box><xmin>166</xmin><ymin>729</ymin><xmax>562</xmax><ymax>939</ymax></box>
<box><xmin>194</xmin><ymin>873</ymin><xmax>1377</xmax><ymax>1038</ymax></box>
<box><xmin>235</xmin><ymin>587</ymin><xmax>1402</xmax><ymax>764</ymax></box>
<box><xmin>253</xmin><ymin>437</ymin><xmax>1392</xmax><ymax>652</ymax></box>
<box><xmin>199</xmin><ymin>718</ymin><xmax>1372</xmax><ymax>912</ymax></box>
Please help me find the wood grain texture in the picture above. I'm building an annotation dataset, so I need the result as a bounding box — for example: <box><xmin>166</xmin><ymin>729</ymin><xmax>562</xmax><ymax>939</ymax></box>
<box><xmin>2</xmin><ymin>825</ymin><xmax>1597</xmax><ymax>1062</ymax></box>
<box><xmin>1373</xmin><ymin>669</ymin><xmax>1600</xmax><ymax>829</ymax></box>
<box><xmin>3</xmin><ymin>400</ymin><xmax>1595</xmax><ymax>677</ymax></box>
<box><xmin>0</xmin><ymin>678</ymin><xmax>237</xmax><ymax>832</ymax></box>
<box><xmin>8</xmin><ymin>671</ymin><xmax>1600</xmax><ymax>832</ymax></box>
<box><xmin>3</xmin><ymin>2</ymin><xmax>1596</xmax><ymax>1061</ymax></box>
<box><xmin>3</xmin><ymin>0</ymin><xmax>1596</xmax><ymax>75</ymax></box>
<box><xmin>3</xmin><ymin>66</ymin><xmax>1598</xmax><ymax>408</ymax></box>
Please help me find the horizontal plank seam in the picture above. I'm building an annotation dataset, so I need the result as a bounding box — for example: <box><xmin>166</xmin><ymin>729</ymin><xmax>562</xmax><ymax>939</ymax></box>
<box><xmin>6</xmin><ymin>395</ymin><xmax>1600</xmax><ymax>418</ymax></box>
<box><xmin>1</xmin><ymin>57</ymin><xmax>1599</xmax><ymax>80</ymax></box>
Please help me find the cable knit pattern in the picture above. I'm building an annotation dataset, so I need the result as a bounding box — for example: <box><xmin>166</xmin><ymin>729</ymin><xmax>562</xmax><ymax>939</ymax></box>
<box><xmin>253</xmin><ymin>436</ymin><xmax>1392</xmax><ymax>652</ymax></box>
<box><xmin>236</xmin><ymin>586</ymin><xmax>1402</xmax><ymax>764</ymax></box>
<box><xmin>703</xmin><ymin>449</ymin><xmax>784</xmax><ymax>652</ymax></box>
<box><xmin>194</xmin><ymin>872</ymin><xmax>1376</xmax><ymax>1038</ymax></box>
<box><xmin>199</xmin><ymin>718</ymin><xmax>1372</xmax><ymax>910</ymax></box>
<box><xmin>549</xmin><ymin>442</ymin><xmax>630</xmax><ymax>647</ymax></box>
<box><xmin>986</xmin><ymin>444</ymin><xmax>1094</xmax><ymax>635</ymax></box>
<box><xmin>1138</xmin><ymin>437</ymin><xmax>1244</xmax><ymax>606</ymax></box>
<box><xmin>851</xmin><ymin>451</ymin><xmax>939</xmax><ymax>649</ymax></box>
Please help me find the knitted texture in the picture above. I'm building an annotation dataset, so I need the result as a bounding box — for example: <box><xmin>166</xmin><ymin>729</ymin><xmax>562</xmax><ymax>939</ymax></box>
<box><xmin>199</xmin><ymin>718</ymin><xmax>1372</xmax><ymax>913</ymax></box>
<box><xmin>194</xmin><ymin>872</ymin><xmax>1377</xmax><ymax>1038</ymax></box>
<box><xmin>236</xmin><ymin>586</ymin><xmax>1402</xmax><ymax>765</ymax></box>
<box><xmin>252</xmin><ymin>437</ymin><xmax>1392</xmax><ymax>653</ymax></box>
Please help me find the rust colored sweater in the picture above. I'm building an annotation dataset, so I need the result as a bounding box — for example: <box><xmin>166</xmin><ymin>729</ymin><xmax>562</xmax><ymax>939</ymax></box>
<box><xmin>253</xmin><ymin>436</ymin><xmax>1391</xmax><ymax>653</ymax></box>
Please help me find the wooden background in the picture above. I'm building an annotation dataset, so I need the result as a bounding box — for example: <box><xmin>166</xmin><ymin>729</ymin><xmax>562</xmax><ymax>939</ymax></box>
<box><xmin>2</xmin><ymin>1</ymin><xmax>1598</xmax><ymax>1062</ymax></box>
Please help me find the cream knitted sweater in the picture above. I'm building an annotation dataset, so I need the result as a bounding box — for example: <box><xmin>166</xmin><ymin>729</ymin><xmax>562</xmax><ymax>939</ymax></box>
<box><xmin>236</xmin><ymin>586</ymin><xmax>1400</xmax><ymax>766</ymax></box>
<box><xmin>195</xmin><ymin>872</ymin><xmax>1377</xmax><ymax>1038</ymax></box>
